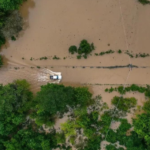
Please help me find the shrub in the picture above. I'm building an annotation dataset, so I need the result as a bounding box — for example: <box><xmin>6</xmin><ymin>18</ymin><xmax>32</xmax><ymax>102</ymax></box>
<box><xmin>138</xmin><ymin>0</ymin><xmax>150</xmax><ymax>5</ymax></box>
<box><xmin>0</xmin><ymin>35</ymin><xmax>6</xmax><ymax>49</ymax></box>
<box><xmin>11</xmin><ymin>36</ymin><xmax>16</xmax><ymax>41</ymax></box>
<box><xmin>78</xmin><ymin>40</ymin><xmax>94</xmax><ymax>55</ymax></box>
<box><xmin>37</xmin><ymin>66</ymin><xmax>40</xmax><ymax>69</ymax></box>
<box><xmin>53</xmin><ymin>55</ymin><xmax>60</xmax><ymax>60</ymax></box>
<box><xmin>69</xmin><ymin>45</ymin><xmax>77</xmax><ymax>54</ymax></box>
<box><xmin>0</xmin><ymin>55</ymin><xmax>3</xmax><ymax>67</ymax></box>
<box><xmin>77</xmin><ymin>55</ymin><xmax>82</xmax><ymax>59</ymax></box>
<box><xmin>112</xmin><ymin>96</ymin><xmax>137</xmax><ymax>112</ymax></box>
<box><xmin>118</xmin><ymin>49</ymin><xmax>122</xmax><ymax>54</ymax></box>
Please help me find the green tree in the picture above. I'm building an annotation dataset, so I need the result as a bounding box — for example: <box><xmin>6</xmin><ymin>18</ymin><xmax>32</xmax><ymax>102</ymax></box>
<box><xmin>78</xmin><ymin>40</ymin><xmax>94</xmax><ymax>55</ymax></box>
<box><xmin>4</xmin><ymin>127</ymin><xmax>58</xmax><ymax>150</ymax></box>
<box><xmin>0</xmin><ymin>0</ymin><xmax>25</xmax><ymax>11</ymax></box>
<box><xmin>33</xmin><ymin>84</ymin><xmax>92</xmax><ymax>126</ymax></box>
<box><xmin>69</xmin><ymin>45</ymin><xmax>77</xmax><ymax>54</ymax></box>
<box><xmin>0</xmin><ymin>80</ymin><xmax>33</xmax><ymax>136</ymax></box>
<box><xmin>133</xmin><ymin>113</ymin><xmax>150</xmax><ymax>148</ymax></box>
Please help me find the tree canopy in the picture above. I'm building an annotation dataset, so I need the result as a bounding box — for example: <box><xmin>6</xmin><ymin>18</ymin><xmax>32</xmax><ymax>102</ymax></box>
<box><xmin>0</xmin><ymin>0</ymin><xmax>25</xmax><ymax>11</ymax></box>
<box><xmin>33</xmin><ymin>83</ymin><xmax>92</xmax><ymax>126</ymax></box>
<box><xmin>0</xmin><ymin>80</ymin><xmax>33</xmax><ymax>136</ymax></box>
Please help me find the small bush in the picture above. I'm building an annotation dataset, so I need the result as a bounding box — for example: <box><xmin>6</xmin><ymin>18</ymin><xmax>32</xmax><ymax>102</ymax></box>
<box><xmin>37</xmin><ymin>66</ymin><xmax>40</xmax><ymax>69</ymax></box>
<box><xmin>69</xmin><ymin>45</ymin><xmax>77</xmax><ymax>54</ymax></box>
<box><xmin>53</xmin><ymin>55</ymin><xmax>60</xmax><ymax>60</ymax></box>
<box><xmin>40</xmin><ymin>56</ymin><xmax>48</xmax><ymax>60</ymax></box>
<box><xmin>118</xmin><ymin>49</ymin><xmax>122</xmax><ymax>54</ymax></box>
<box><xmin>11</xmin><ymin>36</ymin><xmax>16</xmax><ymax>41</ymax></box>
<box><xmin>77</xmin><ymin>55</ymin><xmax>82</xmax><ymax>59</ymax></box>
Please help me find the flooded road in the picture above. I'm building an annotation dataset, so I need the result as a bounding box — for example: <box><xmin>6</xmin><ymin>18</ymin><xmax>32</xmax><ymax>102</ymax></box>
<box><xmin>0</xmin><ymin>0</ymin><xmax>150</xmax><ymax>94</ymax></box>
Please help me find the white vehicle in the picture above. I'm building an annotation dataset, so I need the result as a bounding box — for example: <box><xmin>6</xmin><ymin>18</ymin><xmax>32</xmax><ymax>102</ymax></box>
<box><xmin>50</xmin><ymin>75</ymin><xmax>62</xmax><ymax>80</ymax></box>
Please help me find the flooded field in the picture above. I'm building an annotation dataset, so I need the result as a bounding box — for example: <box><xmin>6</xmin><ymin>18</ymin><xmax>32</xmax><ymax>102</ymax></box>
<box><xmin>1</xmin><ymin>0</ymin><xmax>150</xmax><ymax>91</ymax></box>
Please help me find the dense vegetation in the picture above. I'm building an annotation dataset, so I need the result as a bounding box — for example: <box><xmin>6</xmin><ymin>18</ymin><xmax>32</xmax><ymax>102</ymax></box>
<box><xmin>0</xmin><ymin>80</ymin><xmax>150</xmax><ymax>149</ymax></box>
<box><xmin>0</xmin><ymin>0</ymin><xmax>25</xmax><ymax>48</ymax></box>
<box><xmin>31</xmin><ymin>84</ymin><xmax>92</xmax><ymax>126</ymax></box>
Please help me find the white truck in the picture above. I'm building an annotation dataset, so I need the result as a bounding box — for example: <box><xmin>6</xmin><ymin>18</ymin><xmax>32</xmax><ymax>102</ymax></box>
<box><xmin>50</xmin><ymin>75</ymin><xmax>62</xmax><ymax>80</ymax></box>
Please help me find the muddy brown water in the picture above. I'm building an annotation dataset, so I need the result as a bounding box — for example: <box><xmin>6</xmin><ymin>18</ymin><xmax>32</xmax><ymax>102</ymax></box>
<box><xmin>0</xmin><ymin>0</ymin><xmax>150</xmax><ymax>149</ymax></box>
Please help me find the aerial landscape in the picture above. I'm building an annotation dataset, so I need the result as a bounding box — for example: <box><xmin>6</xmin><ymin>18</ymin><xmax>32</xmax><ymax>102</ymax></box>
<box><xmin>0</xmin><ymin>0</ymin><xmax>150</xmax><ymax>149</ymax></box>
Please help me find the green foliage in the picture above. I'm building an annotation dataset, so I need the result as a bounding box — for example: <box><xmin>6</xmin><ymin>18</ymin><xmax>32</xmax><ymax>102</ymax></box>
<box><xmin>69</xmin><ymin>45</ymin><xmax>77</xmax><ymax>54</ymax></box>
<box><xmin>83</xmin><ymin>135</ymin><xmax>102</xmax><ymax>150</ymax></box>
<box><xmin>4</xmin><ymin>127</ymin><xmax>58</xmax><ymax>150</ymax></box>
<box><xmin>74</xmin><ymin>87</ymin><xmax>92</xmax><ymax>106</ymax></box>
<box><xmin>55</xmin><ymin>132</ymin><xmax>66</xmax><ymax>144</ymax></box>
<box><xmin>83</xmin><ymin>54</ymin><xmax>87</xmax><ymax>59</ymax></box>
<box><xmin>133</xmin><ymin>113</ymin><xmax>150</xmax><ymax>148</ymax></box>
<box><xmin>118</xmin><ymin>50</ymin><xmax>122</xmax><ymax>54</ymax></box>
<box><xmin>40</xmin><ymin>56</ymin><xmax>48</xmax><ymax>60</ymax></box>
<box><xmin>0</xmin><ymin>34</ymin><xmax>6</xmax><ymax>48</ymax></box>
<box><xmin>125</xmin><ymin>50</ymin><xmax>134</xmax><ymax>58</ymax></box>
<box><xmin>33</xmin><ymin>84</ymin><xmax>92</xmax><ymax>126</ymax></box>
<box><xmin>53</xmin><ymin>55</ymin><xmax>60</xmax><ymax>60</ymax></box>
<box><xmin>61</xmin><ymin>120</ymin><xmax>76</xmax><ymax>137</ymax></box>
<box><xmin>69</xmin><ymin>40</ymin><xmax>95</xmax><ymax>59</ymax></box>
<box><xmin>99</xmin><ymin>49</ymin><xmax>114</xmax><ymax>56</ymax></box>
<box><xmin>138</xmin><ymin>0</ymin><xmax>150</xmax><ymax>5</ymax></box>
<box><xmin>105</xmin><ymin>84</ymin><xmax>150</xmax><ymax>98</ymax></box>
<box><xmin>37</xmin><ymin>66</ymin><xmax>40</xmax><ymax>69</ymax></box>
<box><xmin>0</xmin><ymin>55</ymin><xmax>3</xmax><ymax>67</ymax></box>
<box><xmin>145</xmin><ymin>85</ymin><xmax>150</xmax><ymax>98</ymax></box>
<box><xmin>11</xmin><ymin>36</ymin><xmax>16</xmax><ymax>41</ymax></box>
<box><xmin>78</xmin><ymin>40</ymin><xmax>94</xmax><ymax>55</ymax></box>
<box><xmin>112</xmin><ymin>96</ymin><xmax>137</xmax><ymax>112</ymax></box>
<box><xmin>0</xmin><ymin>0</ymin><xmax>25</xmax><ymax>11</ymax></box>
<box><xmin>77</xmin><ymin>55</ymin><xmax>82</xmax><ymax>59</ymax></box>
<box><xmin>0</xmin><ymin>80</ymin><xmax>33</xmax><ymax>136</ymax></box>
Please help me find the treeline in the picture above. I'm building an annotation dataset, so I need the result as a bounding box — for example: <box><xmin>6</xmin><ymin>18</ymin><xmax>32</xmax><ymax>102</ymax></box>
<box><xmin>0</xmin><ymin>80</ymin><xmax>92</xmax><ymax>150</ymax></box>
<box><xmin>0</xmin><ymin>0</ymin><xmax>25</xmax><ymax>67</ymax></box>
<box><xmin>0</xmin><ymin>80</ymin><xmax>150</xmax><ymax>149</ymax></box>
